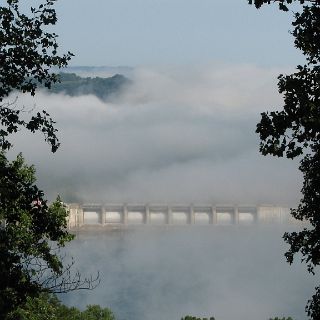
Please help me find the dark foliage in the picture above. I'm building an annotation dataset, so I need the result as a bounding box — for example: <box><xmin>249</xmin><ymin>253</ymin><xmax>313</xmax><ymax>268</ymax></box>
<box><xmin>249</xmin><ymin>0</ymin><xmax>320</xmax><ymax>318</ymax></box>
<box><xmin>0</xmin><ymin>153</ymin><xmax>99</xmax><ymax>318</ymax></box>
<box><xmin>0</xmin><ymin>1</ymin><xmax>100</xmax><ymax>318</ymax></box>
<box><xmin>0</xmin><ymin>0</ymin><xmax>73</xmax><ymax>152</ymax></box>
<box><xmin>249</xmin><ymin>0</ymin><xmax>320</xmax><ymax>11</ymax></box>
<box><xmin>269</xmin><ymin>318</ymin><xmax>293</xmax><ymax>320</ymax></box>
<box><xmin>41</xmin><ymin>72</ymin><xmax>131</xmax><ymax>101</ymax></box>
<box><xmin>6</xmin><ymin>292</ymin><xmax>115</xmax><ymax>320</ymax></box>
<box><xmin>181</xmin><ymin>317</ymin><xmax>215</xmax><ymax>320</ymax></box>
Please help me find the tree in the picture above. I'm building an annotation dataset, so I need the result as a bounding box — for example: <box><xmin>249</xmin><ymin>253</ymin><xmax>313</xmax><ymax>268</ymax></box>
<box><xmin>7</xmin><ymin>293</ymin><xmax>115</xmax><ymax>320</ymax></box>
<box><xmin>0</xmin><ymin>153</ymin><xmax>98</xmax><ymax>318</ymax></box>
<box><xmin>181</xmin><ymin>317</ymin><xmax>215</xmax><ymax>320</ymax></box>
<box><xmin>269</xmin><ymin>318</ymin><xmax>293</xmax><ymax>320</ymax></box>
<box><xmin>0</xmin><ymin>0</ymin><xmax>73</xmax><ymax>152</ymax></box>
<box><xmin>0</xmin><ymin>0</ymin><xmax>97</xmax><ymax>317</ymax></box>
<box><xmin>249</xmin><ymin>0</ymin><xmax>320</xmax><ymax>319</ymax></box>
<box><xmin>40</xmin><ymin>72</ymin><xmax>131</xmax><ymax>101</ymax></box>
<box><xmin>81</xmin><ymin>305</ymin><xmax>115</xmax><ymax>320</ymax></box>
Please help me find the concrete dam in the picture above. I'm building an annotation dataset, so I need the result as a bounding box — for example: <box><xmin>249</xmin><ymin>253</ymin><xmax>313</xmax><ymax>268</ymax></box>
<box><xmin>66</xmin><ymin>203</ymin><xmax>301</xmax><ymax>229</ymax></box>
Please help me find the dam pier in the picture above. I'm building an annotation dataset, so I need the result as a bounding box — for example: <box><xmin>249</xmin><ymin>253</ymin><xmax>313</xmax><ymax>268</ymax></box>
<box><xmin>66</xmin><ymin>203</ymin><xmax>299</xmax><ymax>229</ymax></box>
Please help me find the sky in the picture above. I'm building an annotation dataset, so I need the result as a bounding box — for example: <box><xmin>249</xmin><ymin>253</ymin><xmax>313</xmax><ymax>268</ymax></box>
<box><xmin>52</xmin><ymin>0</ymin><xmax>303</xmax><ymax>67</ymax></box>
<box><xmin>8</xmin><ymin>0</ymin><xmax>306</xmax><ymax>205</ymax></box>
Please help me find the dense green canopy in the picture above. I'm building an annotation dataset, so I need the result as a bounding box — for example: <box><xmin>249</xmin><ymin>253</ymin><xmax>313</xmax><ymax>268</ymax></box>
<box><xmin>7</xmin><ymin>293</ymin><xmax>115</xmax><ymax>320</ymax></box>
<box><xmin>0</xmin><ymin>1</ymin><xmax>97</xmax><ymax>318</ymax></box>
<box><xmin>249</xmin><ymin>0</ymin><xmax>320</xmax><ymax>318</ymax></box>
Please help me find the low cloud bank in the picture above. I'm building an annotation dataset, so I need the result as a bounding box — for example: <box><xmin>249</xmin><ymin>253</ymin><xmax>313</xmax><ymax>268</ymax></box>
<box><xmin>8</xmin><ymin>63</ymin><xmax>301</xmax><ymax>205</ymax></box>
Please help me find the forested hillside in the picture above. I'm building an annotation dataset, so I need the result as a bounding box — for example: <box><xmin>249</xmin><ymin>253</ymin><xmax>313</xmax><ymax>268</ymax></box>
<box><xmin>42</xmin><ymin>73</ymin><xmax>131</xmax><ymax>100</ymax></box>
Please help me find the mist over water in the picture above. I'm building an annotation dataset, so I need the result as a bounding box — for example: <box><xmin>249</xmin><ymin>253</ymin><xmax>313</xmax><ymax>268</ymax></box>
<box><xmin>6</xmin><ymin>64</ymin><xmax>315</xmax><ymax>318</ymax></box>
<box><xmin>60</xmin><ymin>226</ymin><xmax>316</xmax><ymax>320</ymax></box>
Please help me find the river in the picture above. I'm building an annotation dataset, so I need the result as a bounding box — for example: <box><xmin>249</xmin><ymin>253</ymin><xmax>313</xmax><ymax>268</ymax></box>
<box><xmin>60</xmin><ymin>226</ymin><xmax>317</xmax><ymax>320</ymax></box>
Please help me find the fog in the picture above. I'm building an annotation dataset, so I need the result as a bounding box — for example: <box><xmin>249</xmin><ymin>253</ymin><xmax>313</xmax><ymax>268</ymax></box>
<box><xmin>60</xmin><ymin>227</ymin><xmax>316</xmax><ymax>320</ymax></box>
<box><xmin>8</xmin><ymin>63</ymin><xmax>301</xmax><ymax>205</ymax></box>
<box><xmin>5</xmin><ymin>64</ymin><xmax>316</xmax><ymax>319</ymax></box>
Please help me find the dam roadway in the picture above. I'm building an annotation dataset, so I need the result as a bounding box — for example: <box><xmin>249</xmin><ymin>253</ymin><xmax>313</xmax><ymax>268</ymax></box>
<box><xmin>66</xmin><ymin>203</ymin><xmax>302</xmax><ymax>229</ymax></box>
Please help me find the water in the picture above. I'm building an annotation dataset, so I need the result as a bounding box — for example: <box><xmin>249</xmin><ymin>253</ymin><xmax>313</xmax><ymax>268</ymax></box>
<box><xmin>60</xmin><ymin>226</ymin><xmax>317</xmax><ymax>320</ymax></box>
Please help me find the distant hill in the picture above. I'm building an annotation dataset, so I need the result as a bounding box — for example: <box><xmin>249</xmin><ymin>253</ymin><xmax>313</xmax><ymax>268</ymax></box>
<box><xmin>55</xmin><ymin>66</ymin><xmax>134</xmax><ymax>78</ymax></box>
<box><xmin>43</xmin><ymin>73</ymin><xmax>131</xmax><ymax>100</ymax></box>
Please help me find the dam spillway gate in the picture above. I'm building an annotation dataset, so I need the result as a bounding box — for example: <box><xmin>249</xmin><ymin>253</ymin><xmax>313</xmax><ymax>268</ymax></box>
<box><xmin>66</xmin><ymin>204</ymin><xmax>299</xmax><ymax>229</ymax></box>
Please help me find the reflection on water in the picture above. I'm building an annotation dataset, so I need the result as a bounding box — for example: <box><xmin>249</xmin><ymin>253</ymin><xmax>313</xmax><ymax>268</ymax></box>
<box><xmin>60</xmin><ymin>226</ymin><xmax>316</xmax><ymax>320</ymax></box>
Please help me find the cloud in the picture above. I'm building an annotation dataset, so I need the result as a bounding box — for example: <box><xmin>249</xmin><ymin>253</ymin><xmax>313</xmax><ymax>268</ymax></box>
<box><xmin>8</xmin><ymin>63</ymin><xmax>301</xmax><ymax>205</ymax></box>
